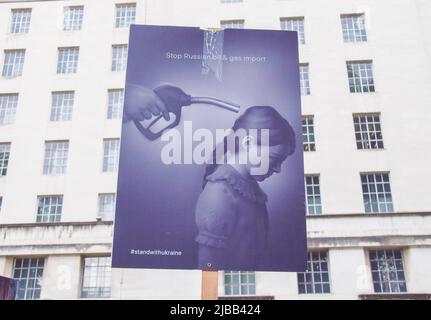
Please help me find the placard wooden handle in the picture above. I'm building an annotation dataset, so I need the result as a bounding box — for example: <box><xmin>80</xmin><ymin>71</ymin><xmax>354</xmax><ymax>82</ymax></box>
<box><xmin>201</xmin><ymin>271</ymin><xmax>218</xmax><ymax>300</ymax></box>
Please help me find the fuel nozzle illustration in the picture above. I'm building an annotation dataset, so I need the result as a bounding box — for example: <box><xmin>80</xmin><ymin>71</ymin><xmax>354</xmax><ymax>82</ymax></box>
<box><xmin>132</xmin><ymin>84</ymin><xmax>240</xmax><ymax>140</ymax></box>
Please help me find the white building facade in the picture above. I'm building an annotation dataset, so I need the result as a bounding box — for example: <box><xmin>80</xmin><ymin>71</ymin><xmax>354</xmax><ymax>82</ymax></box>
<box><xmin>0</xmin><ymin>0</ymin><xmax>431</xmax><ymax>300</ymax></box>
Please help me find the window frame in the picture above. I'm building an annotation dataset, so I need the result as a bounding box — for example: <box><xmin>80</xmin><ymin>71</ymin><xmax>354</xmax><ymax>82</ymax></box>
<box><xmin>302</xmin><ymin>115</ymin><xmax>315</xmax><ymax>152</ymax></box>
<box><xmin>0</xmin><ymin>143</ymin><xmax>11</xmax><ymax>177</ymax></box>
<box><xmin>0</xmin><ymin>93</ymin><xmax>19</xmax><ymax>125</ymax></box>
<box><xmin>63</xmin><ymin>5</ymin><xmax>84</xmax><ymax>32</ymax></box>
<box><xmin>56</xmin><ymin>47</ymin><xmax>79</xmax><ymax>75</ymax></box>
<box><xmin>299</xmin><ymin>63</ymin><xmax>311</xmax><ymax>96</ymax></box>
<box><xmin>220</xmin><ymin>19</ymin><xmax>245</xmax><ymax>29</ymax></box>
<box><xmin>107</xmin><ymin>89</ymin><xmax>124</xmax><ymax>119</ymax></box>
<box><xmin>111</xmin><ymin>44</ymin><xmax>128</xmax><ymax>72</ymax></box>
<box><xmin>280</xmin><ymin>17</ymin><xmax>305</xmax><ymax>45</ymax></box>
<box><xmin>368</xmin><ymin>249</ymin><xmax>407</xmax><ymax>293</ymax></box>
<box><xmin>36</xmin><ymin>194</ymin><xmax>63</xmax><ymax>223</ymax></box>
<box><xmin>223</xmin><ymin>271</ymin><xmax>256</xmax><ymax>296</ymax></box>
<box><xmin>340</xmin><ymin>13</ymin><xmax>367</xmax><ymax>43</ymax></box>
<box><xmin>10</xmin><ymin>8</ymin><xmax>32</xmax><ymax>34</ymax></box>
<box><xmin>42</xmin><ymin>140</ymin><xmax>69</xmax><ymax>176</ymax></box>
<box><xmin>102</xmin><ymin>138</ymin><xmax>120</xmax><ymax>173</ymax></box>
<box><xmin>114</xmin><ymin>3</ymin><xmax>136</xmax><ymax>29</ymax></box>
<box><xmin>50</xmin><ymin>91</ymin><xmax>75</xmax><ymax>122</ymax></box>
<box><xmin>97</xmin><ymin>193</ymin><xmax>116</xmax><ymax>220</ymax></box>
<box><xmin>80</xmin><ymin>256</ymin><xmax>112</xmax><ymax>299</ymax></box>
<box><xmin>305</xmin><ymin>174</ymin><xmax>322</xmax><ymax>215</ymax></box>
<box><xmin>346</xmin><ymin>60</ymin><xmax>375</xmax><ymax>93</ymax></box>
<box><xmin>13</xmin><ymin>257</ymin><xmax>45</xmax><ymax>300</ymax></box>
<box><xmin>297</xmin><ymin>251</ymin><xmax>331</xmax><ymax>295</ymax></box>
<box><xmin>2</xmin><ymin>49</ymin><xmax>26</xmax><ymax>77</ymax></box>
<box><xmin>360</xmin><ymin>172</ymin><xmax>394</xmax><ymax>213</ymax></box>
<box><xmin>353</xmin><ymin>113</ymin><xmax>384</xmax><ymax>150</ymax></box>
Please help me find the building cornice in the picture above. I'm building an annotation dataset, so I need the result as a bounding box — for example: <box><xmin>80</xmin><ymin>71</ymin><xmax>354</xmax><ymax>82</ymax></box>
<box><xmin>0</xmin><ymin>220</ymin><xmax>113</xmax><ymax>228</ymax></box>
<box><xmin>1</xmin><ymin>211</ymin><xmax>431</xmax><ymax>228</ymax></box>
<box><xmin>306</xmin><ymin>211</ymin><xmax>431</xmax><ymax>219</ymax></box>
<box><xmin>0</xmin><ymin>214</ymin><xmax>430</xmax><ymax>256</ymax></box>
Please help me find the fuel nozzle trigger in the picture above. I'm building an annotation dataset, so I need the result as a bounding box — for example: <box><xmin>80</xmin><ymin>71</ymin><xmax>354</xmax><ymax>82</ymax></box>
<box><xmin>133</xmin><ymin>84</ymin><xmax>192</xmax><ymax>141</ymax></box>
<box><xmin>133</xmin><ymin>84</ymin><xmax>240</xmax><ymax>141</ymax></box>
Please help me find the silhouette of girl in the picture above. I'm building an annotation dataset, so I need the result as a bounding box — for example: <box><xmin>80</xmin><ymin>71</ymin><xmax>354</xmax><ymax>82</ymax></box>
<box><xmin>195</xmin><ymin>106</ymin><xmax>296</xmax><ymax>270</ymax></box>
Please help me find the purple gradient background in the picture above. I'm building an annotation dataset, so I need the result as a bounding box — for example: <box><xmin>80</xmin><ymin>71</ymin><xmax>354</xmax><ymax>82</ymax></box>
<box><xmin>112</xmin><ymin>25</ymin><xmax>307</xmax><ymax>272</ymax></box>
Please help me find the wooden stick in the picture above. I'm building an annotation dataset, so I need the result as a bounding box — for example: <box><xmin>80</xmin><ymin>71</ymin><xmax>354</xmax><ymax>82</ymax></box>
<box><xmin>201</xmin><ymin>270</ymin><xmax>218</xmax><ymax>300</ymax></box>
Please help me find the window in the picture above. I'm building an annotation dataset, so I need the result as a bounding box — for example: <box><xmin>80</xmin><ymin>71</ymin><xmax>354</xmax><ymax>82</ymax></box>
<box><xmin>111</xmin><ymin>45</ymin><xmax>128</xmax><ymax>72</ymax></box>
<box><xmin>220</xmin><ymin>20</ymin><xmax>244</xmax><ymax>29</ymax></box>
<box><xmin>50</xmin><ymin>91</ymin><xmax>74</xmax><ymax>122</ymax></box>
<box><xmin>280</xmin><ymin>17</ymin><xmax>305</xmax><ymax>45</ymax></box>
<box><xmin>369</xmin><ymin>250</ymin><xmax>407</xmax><ymax>293</ymax></box>
<box><xmin>353</xmin><ymin>114</ymin><xmax>384</xmax><ymax>150</ymax></box>
<box><xmin>63</xmin><ymin>6</ymin><xmax>84</xmax><ymax>31</ymax></box>
<box><xmin>43</xmin><ymin>141</ymin><xmax>69</xmax><ymax>175</ymax></box>
<box><xmin>0</xmin><ymin>94</ymin><xmax>18</xmax><ymax>125</ymax></box>
<box><xmin>302</xmin><ymin>116</ymin><xmax>315</xmax><ymax>152</ymax></box>
<box><xmin>341</xmin><ymin>14</ymin><xmax>367</xmax><ymax>43</ymax></box>
<box><xmin>2</xmin><ymin>49</ymin><xmax>25</xmax><ymax>77</ymax></box>
<box><xmin>13</xmin><ymin>258</ymin><xmax>45</xmax><ymax>300</ymax></box>
<box><xmin>115</xmin><ymin>3</ymin><xmax>136</xmax><ymax>28</ymax></box>
<box><xmin>299</xmin><ymin>63</ymin><xmax>310</xmax><ymax>96</ymax></box>
<box><xmin>347</xmin><ymin>61</ymin><xmax>375</xmax><ymax>93</ymax></box>
<box><xmin>221</xmin><ymin>0</ymin><xmax>242</xmax><ymax>3</ymax></box>
<box><xmin>57</xmin><ymin>47</ymin><xmax>79</xmax><ymax>74</ymax></box>
<box><xmin>10</xmin><ymin>9</ymin><xmax>31</xmax><ymax>33</ymax></box>
<box><xmin>107</xmin><ymin>89</ymin><xmax>124</xmax><ymax>119</ymax></box>
<box><xmin>224</xmin><ymin>271</ymin><xmax>255</xmax><ymax>296</ymax></box>
<box><xmin>103</xmin><ymin>139</ymin><xmax>120</xmax><ymax>172</ymax></box>
<box><xmin>0</xmin><ymin>143</ymin><xmax>11</xmax><ymax>176</ymax></box>
<box><xmin>98</xmin><ymin>194</ymin><xmax>116</xmax><ymax>220</ymax></box>
<box><xmin>305</xmin><ymin>175</ymin><xmax>322</xmax><ymax>215</ymax></box>
<box><xmin>36</xmin><ymin>195</ymin><xmax>63</xmax><ymax>223</ymax></box>
<box><xmin>298</xmin><ymin>252</ymin><xmax>330</xmax><ymax>294</ymax></box>
<box><xmin>361</xmin><ymin>172</ymin><xmax>393</xmax><ymax>213</ymax></box>
<box><xmin>81</xmin><ymin>257</ymin><xmax>112</xmax><ymax>298</ymax></box>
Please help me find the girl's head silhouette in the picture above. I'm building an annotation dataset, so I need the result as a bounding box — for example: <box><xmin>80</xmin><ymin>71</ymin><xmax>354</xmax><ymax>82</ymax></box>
<box><xmin>204</xmin><ymin>105</ymin><xmax>296</xmax><ymax>184</ymax></box>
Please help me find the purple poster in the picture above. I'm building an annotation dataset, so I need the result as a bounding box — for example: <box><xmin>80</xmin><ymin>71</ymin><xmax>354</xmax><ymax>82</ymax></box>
<box><xmin>0</xmin><ymin>276</ymin><xmax>16</xmax><ymax>300</ymax></box>
<box><xmin>112</xmin><ymin>25</ymin><xmax>307</xmax><ymax>272</ymax></box>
